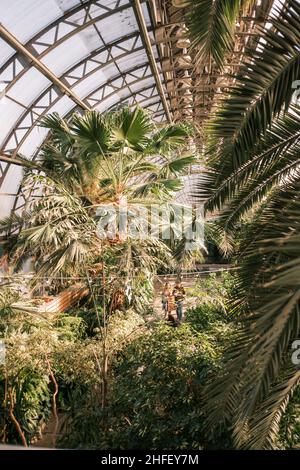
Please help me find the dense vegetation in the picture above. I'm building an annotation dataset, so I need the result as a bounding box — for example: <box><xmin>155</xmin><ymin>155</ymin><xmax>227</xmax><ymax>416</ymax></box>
<box><xmin>1</xmin><ymin>272</ymin><xmax>299</xmax><ymax>449</ymax></box>
<box><xmin>185</xmin><ymin>0</ymin><xmax>300</xmax><ymax>449</ymax></box>
<box><xmin>0</xmin><ymin>273</ymin><xmax>232</xmax><ymax>449</ymax></box>
<box><xmin>2</xmin><ymin>0</ymin><xmax>300</xmax><ymax>451</ymax></box>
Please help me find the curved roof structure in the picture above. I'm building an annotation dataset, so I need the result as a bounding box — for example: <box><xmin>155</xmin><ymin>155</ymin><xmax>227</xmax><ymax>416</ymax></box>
<box><xmin>0</xmin><ymin>0</ymin><xmax>274</xmax><ymax>221</ymax></box>
<box><xmin>0</xmin><ymin>0</ymin><xmax>172</xmax><ymax>219</ymax></box>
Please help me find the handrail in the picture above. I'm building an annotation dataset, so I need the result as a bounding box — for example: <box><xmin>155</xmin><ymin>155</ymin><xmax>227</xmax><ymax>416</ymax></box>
<box><xmin>155</xmin><ymin>267</ymin><xmax>234</xmax><ymax>285</ymax></box>
<box><xmin>156</xmin><ymin>266</ymin><xmax>233</xmax><ymax>278</ymax></box>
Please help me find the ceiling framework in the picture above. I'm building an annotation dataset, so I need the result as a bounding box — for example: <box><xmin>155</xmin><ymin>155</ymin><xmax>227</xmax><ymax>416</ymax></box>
<box><xmin>153</xmin><ymin>0</ymin><xmax>274</xmax><ymax>132</ymax></box>
<box><xmin>0</xmin><ymin>0</ymin><xmax>172</xmax><ymax>219</ymax></box>
<box><xmin>132</xmin><ymin>0</ymin><xmax>172</xmax><ymax>121</ymax></box>
<box><xmin>0</xmin><ymin>0</ymin><xmax>276</xmax><ymax>220</ymax></box>
<box><xmin>0</xmin><ymin>24</ymin><xmax>90</xmax><ymax>112</ymax></box>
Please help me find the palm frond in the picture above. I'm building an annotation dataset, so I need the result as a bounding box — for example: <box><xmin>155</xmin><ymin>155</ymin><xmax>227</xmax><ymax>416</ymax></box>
<box><xmin>237</xmin><ymin>365</ymin><xmax>300</xmax><ymax>449</ymax></box>
<box><xmin>203</xmin><ymin>184</ymin><xmax>300</xmax><ymax>448</ymax></box>
<box><xmin>187</xmin><ymin>0</ymin><xmax>250</xmax><ymax>69</ymax></box>
<box><xmin>148</xmin><ymin>124</ymin><xmax>193</xmax><ymax>154</ymax></box>
<box><xmin>71</xmin><ymin>110</ymin><xmax>110</xmax><ymax>156</ymax></box>
<box><xmin>132</xmin><ymin>178</ymin><xmax>183</xmax><ymax>198</ymax></box>
<box><xmin>159</xmin><ymin>154</ymin><xmax>197</xmax><ymax>178</ymax></box>
<box><xmin>40</xmin><ymin>112</ymin><xmax>74</xmax><ymax>153</ymax></box>
<box><xmin>206</xmin><ymin>0</ymin><xmax>300</xmax><ymax>178</ymax></box>
<box><xmin>206</xmin><ymin>106</ymin><xmax>300</xmax><ymax>212</ymax></box>
<box><xmin>110</xmin><ymin>107</ymin><xmax>153</xmax><ymax>150</ymax></box>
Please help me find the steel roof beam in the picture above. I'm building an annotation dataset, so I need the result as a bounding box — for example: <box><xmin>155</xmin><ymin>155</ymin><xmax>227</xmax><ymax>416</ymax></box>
<box><xmin>132</xmin><ymin>0</ymin><xmax>172</xmax><ymax>122</ymax></box>
<box><xmin>0</xmin><ymin>152</ymin><xmax>42</xmax><ymax>171</ymax></box>
<box><xmin>1</xmin><ymin>34</ymin><xmax>145</xmax><ymax>157</ymax></box>
<box><xmin>0</xmin><ymin>0</ymin><xmax>93</xmax><ymax>75</ymax></box>
<box><xmin>0</xmin><ymin>24</ymin><xmax>90</xmax><ymax>112</ymax></box>
<box><xmin>0</xmin><ymin>1</ymin><xmax>133</xmax><ymax>93</ymax></box>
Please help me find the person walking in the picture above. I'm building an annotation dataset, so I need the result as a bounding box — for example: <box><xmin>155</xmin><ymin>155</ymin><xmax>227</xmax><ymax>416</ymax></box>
<box><xmin>172</xmin><ymin>279</ymin><xmax>186</xmax><ymax>322</ymax></box>
<box><xmin>161</xmin><ymin>282</ymin><xmax>171</xmax><ymax>318</ymax></box>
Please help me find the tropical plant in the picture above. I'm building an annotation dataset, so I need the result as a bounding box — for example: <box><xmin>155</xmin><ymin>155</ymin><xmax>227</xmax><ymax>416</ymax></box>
<box><xmin>0</xmin><ymin>280</ymin><xmax>145</xmax><ymax>447</ymax></box>
<box><xmin>186</xmin><ymin>271</ymin><xmax>236</xmax><ymax>329</ymax></box>
<box><xmin>39</xmin><ymin>107</ymin><xmax>195</xmax><ymax>204</ymax></box>
<box><xmin>187</xmin><ymin>0</ymin><xmax>300</xmax><ymax>449</ymax></box>
<box><xmin>0</xmin><ymin>285</ymin><xmax>85</xmax><ymax>446</ymax></box>
<box><xmin>0</xmin><ymin>107</ymin><xmax>197</xmax><ymax>311</ymax></box>
<box><xmin>186</xmin><ymin>0</ymin><xmax>255</xmax><ymax>69</ymax></box>
<box><xmin>59</xmin><ymin>321</ymin><xmax>232</xmax><ymax>450</ymax></box>
<box><xmin>279</xmin><ymin>384</ymin><xmax>300</xmax><ymax>449</ymax></box>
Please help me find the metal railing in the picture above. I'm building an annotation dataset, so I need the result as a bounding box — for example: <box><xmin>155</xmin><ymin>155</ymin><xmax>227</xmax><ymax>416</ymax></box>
<box><xmin>156</xmin><ymin>265</ymin><xmax>233</xmax><ymax>281</ymax></box>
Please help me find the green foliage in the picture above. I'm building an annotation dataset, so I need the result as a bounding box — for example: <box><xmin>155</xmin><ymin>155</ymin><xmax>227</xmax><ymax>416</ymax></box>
<box><xmin>104</xmin><ymin>324</ymin><xmax>220</xmax><ymax>450</ymax></box>
<box><xmin>191</xmin><ymin>271</ymin><xmax>236</xmax><ymax>300</ymax></box>
<box><xmin>5</xmin><ymin>267</ymin><xmax>297</xmax><ymax>450</ymax></box>
<box><xmin>186</xmin><ymin>0</ymin><xmax>246</xmax><ymax>69</ymax></box>
<box><xmin>185</xmin><ymin>272</ymin><xmax>237</xmax><ymax>348</ymax></box>
<box><xmin>187</xmin><ymin>271</ymin><xmax>236</xmax><ymax>315</ymax></box>
<box><xmin>0</xmin><ymin>285</ymin><xmax>86</xmax><ymax>445</ymax></box>
<box><xmin>279</xmin><ymin>385</ymin><xmax>300</xmax><ymax>449</ymax></box>
<box><xmin>71</xmin><ymin>302</ymin><xmax>104</xmax><ymax>336</ymax></box>
<box><xmin>187</xmin><ymin>0</ymin><xmax>300</xmax><ymax>449</ymax></box>
<box><xmin>60</xmin><ymin>317</ymin><xmax>232</xmax><ymax>450</ymax></box>
<box><xmin>0</xmin><ymin>372</ymin><xmax>52</xmax><ymax>445</ymax></box>
<box><xmin>186</xmin><ymin>303</ymin><xmax>229</xmax><ymax>333</ymax></box>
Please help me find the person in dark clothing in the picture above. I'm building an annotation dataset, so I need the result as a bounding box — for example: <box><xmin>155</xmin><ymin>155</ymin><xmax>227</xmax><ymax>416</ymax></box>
<box><xmin>172</xmin><ymin>280</ymin><xmax>185</xmax><ymax>322</ymax></box>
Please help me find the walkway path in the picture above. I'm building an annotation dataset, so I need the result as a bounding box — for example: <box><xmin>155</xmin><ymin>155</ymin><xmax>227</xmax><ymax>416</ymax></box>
<box><xmin>152</xmin><ymin>264</ymin><xmax>231</xmax><ymax>319</ymax></box>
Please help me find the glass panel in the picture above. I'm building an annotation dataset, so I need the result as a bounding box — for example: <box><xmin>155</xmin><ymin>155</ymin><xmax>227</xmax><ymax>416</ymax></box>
<box><xmin>0</xmin><ymin>164</ymin><xmax>23</xmax><ymax>218</ymax></box>
<box><xmin>73</xmin><ymin>63</ymin><xmax>119</xmax><ymax>97</ymax></box>
<box><xmin>0</xmin><ymin>0</ymin><xmax>80</xmax><ymax>43</ymax></box>
<box><xmin>8</xmin><ymin>69</ymin><xmax>51</xmax><ymax>106</ymax></box>
<box><xmin>0</xmin><ymin>38</ymin><xmax>15</xmax><ymax>69</ymax></box>
<box><xmin>0</xmin><ymin>99</ymin><xmax>23</xmax><ymax>147</ymax></box>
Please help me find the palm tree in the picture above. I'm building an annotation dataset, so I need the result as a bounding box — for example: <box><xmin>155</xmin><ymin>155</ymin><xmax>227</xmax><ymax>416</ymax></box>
<box><xmin>187</xmin><ymin>0</ymin><xmax>300</xmax><ymax>449</ymax></box>
<box><xmin>0</xmin><ymin>107</ymin><xmax>196</xmax><ymax>312</ymax></box>
<box><xmin>39</xmin><ymin>107</ymin><xmax>195</xmax><ymax>204</ymax></box>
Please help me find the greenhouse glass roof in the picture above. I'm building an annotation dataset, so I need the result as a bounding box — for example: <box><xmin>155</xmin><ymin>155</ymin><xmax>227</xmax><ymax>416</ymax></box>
<box><xmin>0</xmin><ymin>0</ymin><xmax>170</xmax><ymax>219</ymax></box>
<box><xmin>0</xmin><ymin>0</ymin><xmax>275</xmax><ymax>220</ymax></box>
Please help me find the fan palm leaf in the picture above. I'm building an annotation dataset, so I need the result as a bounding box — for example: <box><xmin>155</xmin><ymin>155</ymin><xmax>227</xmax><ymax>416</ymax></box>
<box><xmin>3</xmin><ymin>107</ymin><xmax>195</xmax><ymax>280</ymax></box>
<box><xmin>110</xmin><ymin>106</ymin><xmax>153</xmax><ymax>150</ymax></box>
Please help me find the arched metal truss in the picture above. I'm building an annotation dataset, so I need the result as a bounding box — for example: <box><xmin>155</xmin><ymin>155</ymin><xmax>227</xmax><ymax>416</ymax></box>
<box><xmin>0</xmin><ymin>0</ymin><xmax>173</xmax><ymax>219</ymax></box>
<box><xmin>0</xmin><ymin>0</ymin><xmax>276</xmax><ymax>221</ymax></box>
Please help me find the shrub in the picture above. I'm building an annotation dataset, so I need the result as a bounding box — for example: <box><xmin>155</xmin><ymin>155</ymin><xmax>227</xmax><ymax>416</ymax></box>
<box><xmin>185</xmin><ymin>303</ymin><xmax>229</xmax><ymax>331</ymax></box>
<box><xmin>60</xmin><ymin>322</ymin><xmax>232</xmax><ymax>449</ymax></box>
